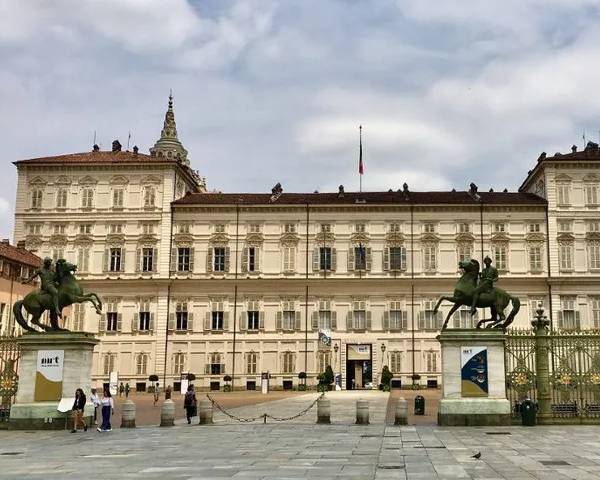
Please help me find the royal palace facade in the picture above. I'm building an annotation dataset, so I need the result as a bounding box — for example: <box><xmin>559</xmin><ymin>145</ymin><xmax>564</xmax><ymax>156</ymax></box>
<box><xmin>10</xmin><ymin>97</ymin><xmax>600</xmax><ymax>391</ymax></box>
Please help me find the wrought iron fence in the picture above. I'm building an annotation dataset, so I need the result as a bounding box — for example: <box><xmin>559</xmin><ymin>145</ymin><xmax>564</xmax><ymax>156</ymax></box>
<box><xmin>0</xmin><ymin>337</ymin><xmax>20</xmax><ymax>422</ymax></box>
<box><xmin>506</xmin><ymin>328</ymin><xmax>600</xmax><ymax>423</ymax></box>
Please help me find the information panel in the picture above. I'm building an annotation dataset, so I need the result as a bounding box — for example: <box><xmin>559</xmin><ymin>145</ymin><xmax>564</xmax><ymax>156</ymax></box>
<box><xmin>34</xmin><ymin>350</ymin><xmax>64</xmax><ymax>401</ymax></box>
<box><xmin>460</xmin><ymin>346</ymin><xmax>488</xmax><ymax>397</ymax></box>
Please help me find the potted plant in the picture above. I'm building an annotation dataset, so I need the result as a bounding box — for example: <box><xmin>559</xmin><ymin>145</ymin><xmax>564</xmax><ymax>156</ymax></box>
<box><xmin>298</xmin><ymin>371</ymin><xmax>307</xmax><ymax>391</ymax></box>
<box><xmin>223</xmin><ymin>374</ymin><xmax>232</xmax><ymax>392</ymax></box>
<box><xmin>380</xmin><ymin>366</ymin><xmax>393</xmax><ymax>392</ymax></box>
<box><xmin>411</xmin><ymin>374</ymin><xmax>421</xmax><ymax>390</ymax></box>
<box><xmin>148</xmin><ymin>374</ymin><xmax>159</xmax><ymax>393</ymax></box>
<box><xmin>186</xmin><ymin>373</ymin><xmax>196</xmax><ymax>382</ymax></box>
<box><xmin>324</xmin><ymin>365</ymin><xmax>334</xmax><ymax>391</ymax></box>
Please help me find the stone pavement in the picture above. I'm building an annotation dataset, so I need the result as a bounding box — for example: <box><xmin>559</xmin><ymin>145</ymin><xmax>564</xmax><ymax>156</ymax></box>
<box><xmin>2</xmin><ymin>391</ymin><xmax>600</xmax><ymax>479</ymax></box>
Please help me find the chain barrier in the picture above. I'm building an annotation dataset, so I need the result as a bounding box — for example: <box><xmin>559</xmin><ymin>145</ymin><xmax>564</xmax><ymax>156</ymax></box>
<box><xmin>206</xmin><ymin>393</ymin><xmax>324</xmax><ymax>423</ymax></box>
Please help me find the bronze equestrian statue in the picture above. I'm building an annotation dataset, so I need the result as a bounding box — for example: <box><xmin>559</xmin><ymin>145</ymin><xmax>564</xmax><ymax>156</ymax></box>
<box><xmin>433</xmin><ymin>258</ymin><xmax>520</xmax><ymax>330</ymax></box>
<box><xmin>13</xmin><ymin>258</ymin><xmax>102</xmax><ymax>332</ymax></box>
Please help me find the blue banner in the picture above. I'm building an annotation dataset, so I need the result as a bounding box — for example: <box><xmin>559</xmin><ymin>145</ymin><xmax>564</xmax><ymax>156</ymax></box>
<box><xmin>461</xmin><ymin>346</ymin><xmax>488</xmax><ymax>397</ymax></box>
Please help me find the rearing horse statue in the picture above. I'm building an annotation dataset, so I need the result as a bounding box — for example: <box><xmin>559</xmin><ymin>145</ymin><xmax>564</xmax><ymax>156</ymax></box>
<box><xmin>13</xmin><ymin>259</ymin><xmax>102</xmax><ymax>332</ymax></box>
<box><xmin>433</xmin><ymin>258</ymin><xmax>520</xmax><ymax>330</ymax></box>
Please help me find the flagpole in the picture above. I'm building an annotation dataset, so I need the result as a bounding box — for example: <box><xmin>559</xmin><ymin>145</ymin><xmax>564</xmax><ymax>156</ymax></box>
<box><xmin>359</xmin><ymin>125</ymin><xmax>363</xmax><ymax>193</ymax></box>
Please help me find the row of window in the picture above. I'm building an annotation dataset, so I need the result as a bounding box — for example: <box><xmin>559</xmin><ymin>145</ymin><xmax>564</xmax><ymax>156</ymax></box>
<box><xmin>27</xmin><ymin>222</ymin><xmax>158</xmax><ymax>236</ymax></box>
<box><xmin>30</xmin><ymin>186</ymin><xmax>157</xmax><ymax>209</ymax></box>
<box><xmin>558</xmin><ymin>242</ymin><xmax>600</xmax><ymax>271</ymax></box>
<box><xmin>556</xmin><ymin>182</ymin><xmax>600</xmax><ymax>206</ymax></box>
<box><xmin>100</xmin><ymin>349</ymin><xmax>439</xmax><ymax>377</ymax></box>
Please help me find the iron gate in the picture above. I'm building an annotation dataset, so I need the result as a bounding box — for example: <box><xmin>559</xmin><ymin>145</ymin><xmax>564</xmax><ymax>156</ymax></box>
<box><xmin>506</xmin><ymin>329</ymin><xmax>600</xmax><ymax>423</ymax></box>
<box><xmin>0</xmin><ymin>337</ymin><xmax>20</xmax><ymax>422</ymax></box>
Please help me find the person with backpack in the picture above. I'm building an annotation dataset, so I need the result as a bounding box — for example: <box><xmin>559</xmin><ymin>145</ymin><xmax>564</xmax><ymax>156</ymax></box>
<box><xmin>183</xmin><ymin>384</ymin><xmax>197</xmax><ymax>424</ymax></box>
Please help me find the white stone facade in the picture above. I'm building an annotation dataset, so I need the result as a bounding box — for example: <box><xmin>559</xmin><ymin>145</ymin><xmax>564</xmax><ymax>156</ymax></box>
<box><xmin>10</xmin><ymin>100</ymin><xmax>600</xmax><ymax>391</ymax></box>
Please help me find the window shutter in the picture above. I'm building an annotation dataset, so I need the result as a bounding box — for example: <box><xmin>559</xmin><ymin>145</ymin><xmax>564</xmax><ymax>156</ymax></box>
<box><xmin>312</xmin><ymin>311</ymin><xmax>319</xmax><ymax>330</ymax></box>
<box><xmin>189</xmin><ymin>248</ymin><xmax>195</xmax><ymax>272</ymax></box>
<box><xmin>149</xmin><ymin>313</ymin><xmax>155</xmax><ymax>332</ymax></box>
<box><xmin>152</xmin><ymin>248</ymin><xmax>158</xmax><ymax>272</ymax></box>
<box><xmin>224</xmin><ymin>247</ymin><xmax>231</xmax><ymax>272</ymax></box>
<box><xmin>120</xmin><ymin>248</ymin><xmax>126</xmax><ymax>272</ymax></box>
<box><xmin>117</xmin><ymin>313</ymin><xmax>122</xmax><ymax>332</ymax></box>
<box><xmin>366</xmin><ymin>248</ymin><xmax>372</xmax><ymax>271</ymax></box>
<box><xmin>255</xmin><ymin>247</ymin><xmax>260</xmax><ymax>272</ymax></box>
<box><xmin>313</xmin><ymin>249</ymin><xmax>320</xmax><ymax>272</ymax></box>
<box><xmin>98</xmin><ymin>317</ymin><xmax>105</xmax><ymax>334</ymax></box>
<box><xmin>331</xmin><ymin>311</ymin><xmax>337</xmax><ymax>330</ymax></box>
<box><xmin>170</xmin><ymin>247</ymin><xmax>177</xmax><ymax>272</ymax></box>
<box><xmin>188</xmin><ymin>312</ymin><xmax>194</xmax><ymax>331</ymax></box>
<box><xmin>366</xmin><ymin>311</ymin><xmax>372</xmax><ymax>330</ymax></box>
<box><xmin>204</xmin><ymin>364</ymin><xmax>210</xmax><ymax>374</ymax></box>
<box><xmin>239</xmin><ymin>312</ymin><xmax>246</xmax><ymax>331</ymax></box>
<box><xmin>575</xmin><ymin>310</ymin><xmax>581</xmax><ymax>330</ymax></box>
<box><xmin>348</xmin><ymin>247</ymin><xmax>355</xmax><ymax>271</ymax></box>
<box><xmin>223</xmin><ymin>311</ymin><xmax>229</xmax><ymax>331</ymax></box>
<box><xmin>401</xmin><ymin>246</ymin><xmax>407</xmax><ymax>271</ymax></box>
<box><xmin>206</xmin><ymin>248</ymin><xmax>213</xmax><ymax>273</ymax></box>
<box><xmin>204</xmin><ymin>312</ymin><xmax>211</xmax><ymax>330</ymax></box>
<box><xmin>436</xmin><ymin>311</ymin><xmax>444</xmax><ymax>329</ymax></box>
<box><xmin>276</xmin><ymin>311</ymin><xmax>282</xmax><ymax>330</ymax></box>
<box><xmin>135</xmin><ymin>248</ymin><xmax>141</xmax><ymax>273</ymax></box>
<box><xmin>383</xmin><ymin>311</ymin><xmax>389</xmax><ymax>330</ymax></box>
<box><xmin>453</xmin><ymin>311</ymin><xmax>460</xmax><ymax>328</ymax></box>
<box><xmin>418</xmin><ymin>311</ymin><xmax>424</xmax><ymax>330</ymax></box>
<box><xmin>103</xmin><ymin>250</ymin><xmax>108</xmax><ymax>272</ymax></box>
<box><xmin>132</xmin><ymin>313</ymin><xmax>139</xmax><ymax>332</ymax></box>
<box><xmin>168</xmin><ymin>313</ymin><xmax>175</xmax><ymax>331</ymax></box>
<box><xmin>241</xmin><ymin>247</ymin><xmax>248</xmax><ymax>273</ymax></box>
<box><xmin>295</xmin><ymin>311</ymin><xmax>301</xmax><ymax>331</ymax></box>
<box><xmin>259</xmin><ymin>311</ymin><xmax>265</xmax><ymax>330</ymax></box>
<box><xmin>383</xmin><ymin>247</ymin><xmax>390</xmax><ymax>271</ymax></box>
<box><xmin>402</xmin><ymin>311</ymin><xmax>408</xmax><ymax>330</ymax></box>
<box><xmin>346</xmin><ymin>311</ymin><xmax>354</xmax><ymax>330</ymax></box>
<box><xmin>557</xmin><ymin>310</ymin><xmax>563</xmax><ymax>329</ymax></box>
<box><xmin>331</xmin><ymin>248</ymin><xmax>337</xmax><ymax>271</ymax></box>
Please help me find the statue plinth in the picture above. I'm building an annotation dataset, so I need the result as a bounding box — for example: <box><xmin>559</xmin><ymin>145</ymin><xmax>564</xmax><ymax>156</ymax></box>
<box><xmin>437</xmin><ymin>329</ymin><xmax>511</xmax><ymax>426</ymax></box>
<box><xmin>9</xmin><ymin>332</ymin><xmax>99</xmax><ymax>430</ymax></box>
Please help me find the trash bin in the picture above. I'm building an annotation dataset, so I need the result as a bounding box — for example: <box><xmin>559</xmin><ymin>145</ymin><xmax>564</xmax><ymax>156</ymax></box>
<box><xmin>414</xmin><ymin>395</ymin><xmax>425</xmax><ymax>415</ymax></box>
<box><xmin>521</xmin><ymin>399</ymin><xmax>536</xmax><ymax>426</ymax></box>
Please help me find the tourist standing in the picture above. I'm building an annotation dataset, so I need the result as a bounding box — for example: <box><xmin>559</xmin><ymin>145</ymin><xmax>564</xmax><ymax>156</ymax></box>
<box><xmin>90</xmin><ymin>387</ymin><xmax>101</xmax><ymax>425</ymax></box>
<box><xmin>118</xmin><ymin>382</ymin><xmax>124</xmax><ymax>397</ymax></box>
<box><xmin>71</xmin><ymin>388</ymin><xmax>87</xmax><ymax>433</ymax></box>
<box><xmin>98</xmin><ymin>387</ymin><xmax>114</xmax><ymax>432</ymax></box>
<box><xmin>125</xmin><ymin>383</ymin><xmax>130</xmax><ymax>398</ymax></box>
<box><xmin>153</xmin><ymin>382</ymin><xmax>160</xmax><ymax>406</ymax></box>
<box><xmin>183</xmin><ymin>384</ymin><xmax>197</xmax><ymax>424</ymax></box>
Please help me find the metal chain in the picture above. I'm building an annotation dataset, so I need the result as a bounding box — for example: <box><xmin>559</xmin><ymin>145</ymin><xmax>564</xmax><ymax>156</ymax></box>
<box><xmin>206</xmin><ymin>393</ymin><xmax>324</xmax><ymax>423</ymax></box>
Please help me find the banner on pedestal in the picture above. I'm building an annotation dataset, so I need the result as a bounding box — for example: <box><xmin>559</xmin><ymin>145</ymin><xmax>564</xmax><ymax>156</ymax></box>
<box><xmin>461</xmin><ymin>346</ymin><xmax>488</xmax><ymax>397</ymax></box>
<box><xmin>34</xmin><ymin>350</ymin><xmax>64</xmax><ymax>401</ymax></box>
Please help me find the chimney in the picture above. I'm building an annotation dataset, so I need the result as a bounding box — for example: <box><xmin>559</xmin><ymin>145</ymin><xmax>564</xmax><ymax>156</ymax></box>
<box><xmin>112</xmin><ymin>140</ymin><xmax>122</xmax><ymax>152</ymax></box>
<box><xmin>1</xmin><ymin>239</ymin><xmax>9</xmax><ymax>244</ymax></box>
<box><xmin>572</xmin><ymin>145</ymin><xmax>577</xmax><ymax>153</ymax></box>
<box><xmin>16</xmin><ymin>240</ymin><xmax>25</xmax><ymax>249</ymax></box>
<box><xmin>133</xmin><ymin>145</ymin><xmax>139</xmax><ymax>154</ymax></box>
<box><xmin>337</xmin><ymin>185</ymin><xmax>345</xmax><ymax>197</ymax></box>
<box><xmin>537</xmin><ymin>152</ymin><xmax>546</xmax><ymax>162</ymax></box>
<box><xmin>93</xmin><ymin>144</ymin><xmax>100</xmax><ymax>152</ymax></box>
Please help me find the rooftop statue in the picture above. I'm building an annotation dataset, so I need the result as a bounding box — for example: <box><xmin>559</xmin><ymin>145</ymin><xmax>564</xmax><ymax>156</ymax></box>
<box><xmin>13</xmin><ymin>258</ymin><xmax>102</xmax><ymax>332</ymax></box>
<box><xmin>433</xmin><ymin>257</ymin><xmax>520</xmax><ymax>330</ymax></box>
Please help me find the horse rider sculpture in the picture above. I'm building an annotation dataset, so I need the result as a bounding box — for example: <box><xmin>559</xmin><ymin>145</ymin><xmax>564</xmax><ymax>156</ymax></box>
<box><xmin>14</xmin><ymin>258</ymin><xmax>102</xmax><ymax>332</ymax></box>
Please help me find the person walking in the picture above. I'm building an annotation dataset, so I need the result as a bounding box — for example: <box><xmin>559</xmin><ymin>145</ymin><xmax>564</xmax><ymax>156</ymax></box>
<box><xmin>71</xmin><ymin>388</ymin><xmax>87</xmax><ymax>433</ymax></box>
<box><xmin>98</xmin><ymin>387</ymin><xmax>114</xmax><ymax>432</ymax></box>
<box><xmin>90</xmin><ymin>387</ymin><xmax>101</xmax><ymax>425</ymax></box>
<box><xmin>153</xmin><ymin>382</ymin><xmax>160</xmax><ymax>406</ymax></box>
<box><xmin>118</xmin><ymin>382</ymin><xmax>124</xmax><ymax>397</ymax></box>
<box><xmin>183</xmin><ymin>384</ymin><xmax>197</xmax><ymax>424</ymax></box>
<box><xmin>124</xmin><ymin>383</ymin><xmax>130</xmax><ymax>398</ymax></box>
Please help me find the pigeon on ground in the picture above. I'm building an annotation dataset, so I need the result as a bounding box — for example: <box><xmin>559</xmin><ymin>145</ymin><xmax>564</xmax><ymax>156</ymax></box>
<box><xmin>471</xmin><ymin>452</ymin><xmax>482</xmax><ymax>459</ymax></box>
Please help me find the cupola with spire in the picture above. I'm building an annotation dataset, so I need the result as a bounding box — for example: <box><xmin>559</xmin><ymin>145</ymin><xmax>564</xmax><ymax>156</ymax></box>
<box><xmin>150</xmin><ymin>92</ymin><xmax>189</xmax><ymax>165</ymax></box>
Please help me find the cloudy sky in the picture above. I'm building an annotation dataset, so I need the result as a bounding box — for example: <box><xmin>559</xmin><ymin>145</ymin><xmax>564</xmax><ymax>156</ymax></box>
<box><xmin>2</xmin><ymin>0</ymin><xmax>600</xmax><ymax>238</ymax></box>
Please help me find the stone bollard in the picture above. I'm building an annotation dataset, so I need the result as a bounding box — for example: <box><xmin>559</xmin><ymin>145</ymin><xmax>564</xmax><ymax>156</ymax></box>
<box><xmin>356</xmin><ymin>399</ymin><xmax>369</xmax><ymax>425</ymax></box>
<box><xmin>160</xmin><ymin>399</ymin><xmax>175</xmax><ymax>427</ymax></box>
<box><xmin>198</xmin><ymin>399</ymin><xmax>213</xmax><ymax>425</ymax></box>
<box><xmin>317</xmin><ymin>397</ymin><xmax>331</xmax><ymax>424</ymax></box>
<box><xmin>394</xmin><ymin>397</ymin><xmax>408</xmax><ymax>425</ymax></box>
<box><xmin>120</xmin><ymin>399</ymin><xmax>136</xmax><ymax>428</ymax></box>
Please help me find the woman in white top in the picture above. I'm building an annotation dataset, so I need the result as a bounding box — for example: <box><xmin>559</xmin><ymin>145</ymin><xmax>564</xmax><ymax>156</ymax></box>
<box><xmin>98</xmin><ymin>387</ymin><xmax>114</xmax><ymax>432</ymax></box>
<box><xmin>90</xmin><ymin>388</ymin><xmax>101</xmax><ymax>425</ymax></box>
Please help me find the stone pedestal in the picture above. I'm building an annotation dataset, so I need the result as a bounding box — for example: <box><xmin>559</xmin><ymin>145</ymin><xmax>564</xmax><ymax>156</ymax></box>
<box><xmin>437</xmin><ymin>329</ymin><xmax>510</xmax><ymax>426</ymax></box>
<box><xmin>9</xmin><ymin>332</ymin><xmax>99</xmax><ymax>430</ymax></box>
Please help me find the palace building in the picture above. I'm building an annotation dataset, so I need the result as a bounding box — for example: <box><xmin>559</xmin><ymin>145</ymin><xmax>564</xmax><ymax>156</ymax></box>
<box><xmin>10</xmin><ymin>96</ymin><xmax>600</xmax><ymax>391</ymax></box>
